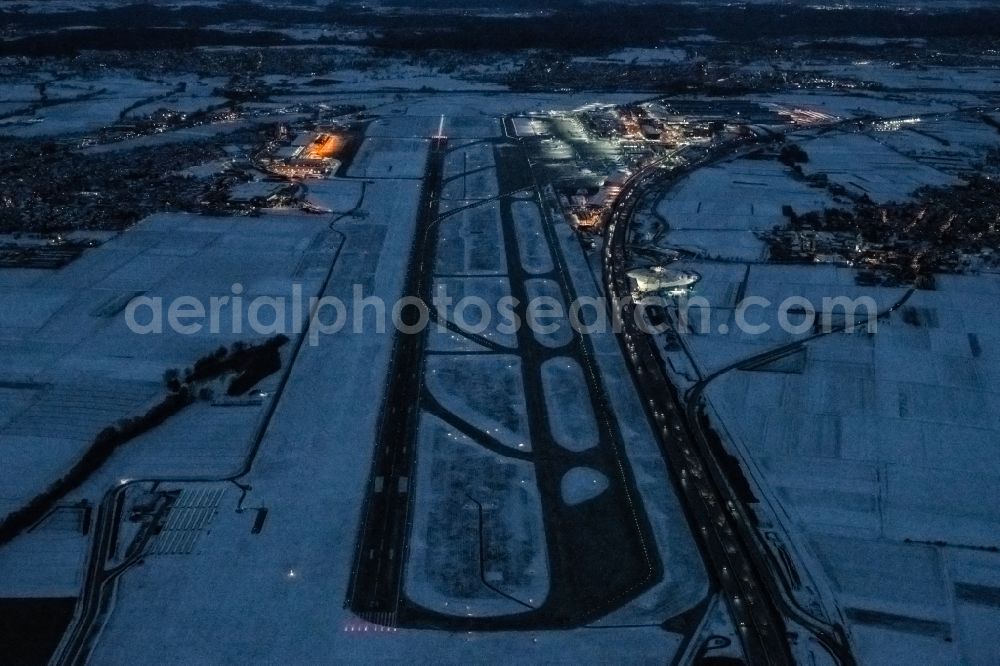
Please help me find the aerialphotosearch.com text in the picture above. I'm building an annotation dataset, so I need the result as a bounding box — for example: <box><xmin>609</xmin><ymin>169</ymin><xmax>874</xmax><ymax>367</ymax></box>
<box><xmin>125</xmin><ymin>282</ymin><xmax>881</xmax><ymax>346</ymax></box>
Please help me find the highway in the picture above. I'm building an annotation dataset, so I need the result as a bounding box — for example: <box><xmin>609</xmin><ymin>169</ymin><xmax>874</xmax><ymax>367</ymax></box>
<box><xmin>678</xmin><ymin>284</ymin><xmax>914</xmax><ymax>666</ymax></box>
<box><xmin>54</xmin><ymin>484</ymin><xmax>133</xmax><ymax>665</ymax></box>
<box><xmin>602</xmin><ymin>141</ymin><xmax>816</xmax><ymax>665</ymax></box>
<box><xmin>599</xmin><ymin>105</ymin><xmax>965</xmax><ymax>662</ymax></box>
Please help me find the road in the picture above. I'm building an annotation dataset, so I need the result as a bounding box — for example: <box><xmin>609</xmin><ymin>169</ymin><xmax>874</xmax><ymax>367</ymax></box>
<box><xmin>680</xmin><ymin>288</ymin><xmax>914</xmax><ymax>666</ymax></box>
<box><xmin>54</xmin><ymin>485</ymin><xmax>132</xmax><ymax>665</ymax></box>
<box><xmin>601</xmin><ymin>145</ymin><xmax>796</xmax><ymax>665</ymax></box>
<box><xmin>600</xmin><ymin>104</ymin><xmax>967</xmax><ymax>662</ymax></box>
<box><xmin>684</xmin><ymin>288</ymin><xmax>914</xmax><ymax>664</ymax></box>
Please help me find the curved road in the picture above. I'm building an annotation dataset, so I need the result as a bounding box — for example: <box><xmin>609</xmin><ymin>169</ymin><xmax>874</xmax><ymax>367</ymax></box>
<box><xmin>601</xmin><ymin>103</ymin><xmax>967</xmax><ymax>662</ymax></box>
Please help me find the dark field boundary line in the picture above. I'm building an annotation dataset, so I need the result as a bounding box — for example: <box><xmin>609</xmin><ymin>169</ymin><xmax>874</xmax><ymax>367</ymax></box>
<box><xmin>0</xmin><ymin>338</ymin><xmax>288</xmax><ymax>548</ymax></box>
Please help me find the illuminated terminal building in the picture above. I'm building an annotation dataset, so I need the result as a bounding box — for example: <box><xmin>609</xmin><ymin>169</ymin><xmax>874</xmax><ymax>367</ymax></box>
<box><xmin>264</xmin><ymin>131</ymin><xmax>344</xmax><ymax>178</ymax></box>
<box><xmin>627</xmin><ymin>266</ymin><xmax>700</xmax><ymax>296</ymax></box>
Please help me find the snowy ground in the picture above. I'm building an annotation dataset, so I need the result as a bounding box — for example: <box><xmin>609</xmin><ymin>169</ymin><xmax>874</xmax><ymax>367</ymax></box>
<box><xmin>0</xmin><ymin>212</ymin><xmax>337</xmax><ymax>518</ymax></box>
<box><xmin>819</xmin><ymin>63</ymin><xmax>1000</xmax><ymax>93</ymax></box>
<box><xmin>704</xmin><ymin>276</ymin><xmax>1000</xmax><ymax>665</ymax></box>
<box><xmin>640</xmin><ymin>93</ymin><xmax>1000</xmax><ymax>665</ymax></box>
<box><xmin>512</xmin><ymin>200</ymin><xmax>554</xmax><ymax>275</ymax></box>
<box><xmin>0</xmin><ymin>72</ymin><xmax>232</xmax><ymax>138</ymax></box>
<box><xmin>572</xmin><ymin>47</ymin><xmax>688</xmax><ymax>66</ymax></box>
<box><xmin>77</xmin><ymin>173</ymin><xmax>433</xmax><ymax>664</ymax></box>
<box><xmin>541</xmin><ymin>358</ymin><xmax>599</xmax><ymax>454</ymax></box>
<box><xmin>435</xmin><ymin>202</ymin><xmax>508</xmax><ymax>276</ymax></box>
<box><xmin>303</xmin><ymin>178</ymin><xmax>366</xmax><ymax>213</ymax></box>
<box><xmin>441</xmin><ymin>141</ymin><xmax>498</xmax><ymax>202</ymax></box>
<box><xmin>871</xmin><ymin>116</ymin><xmax>1000</xmax><ymax>176</ymax></box>
<box><xmin>347</xmin><ymin>137</ymin><xmax>429</xmax><ymax>179</ymax></box>
<box><xmin>406</xmin><ymin>413</ymin><xmax>548</xmax><ymax>615</ymax></box>
<box><xmin>653</xmin><ymin>158</ymin><xmax>840</xmax><ymax>261</ymax></box>
<box><xmin>798</xmin><ymin>132</ymin><xmax>958</xmax><ymax>202</ymax></box>
<box><xmin>63</xmin><ymin>101</ymin><xmax>701</xmax><ymax>663</ymax></box>
<box><xmin>426</xmin><ymin>355</ymin><xmax>530</xmax><ymax>452</ymax></box>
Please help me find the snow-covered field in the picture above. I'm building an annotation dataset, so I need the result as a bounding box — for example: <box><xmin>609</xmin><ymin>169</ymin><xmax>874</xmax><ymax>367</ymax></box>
<box><xmin>432</xmin><ymin>276</ymin><xmax>518</xmax><ymax>349</ymax></box>
<box><xmin>703</xmin><ymin>275</ymin><xmax>1000</xmax><ymax>664</ymax></box>
<box><xmin>751</xmin><ymin>90</ymin><xmax>961</xmax><ymax>120</ymax></box>
<box><xmin>541</xmin><ymin>358</ymin><xmax>599</xmax><ymax>453</ymax></box>
<box><xmin>512</xmin><ymin>200</ymin><xmax>554</xmax><ymax>275</ymax></box>
<box><xmin>436</xmin><ymin>202</ymin><xmax>508</xmax><ymax>275</ymax></box>
<box><xmin>347</xmin><ymin>136</ymin><xmax>429</xmax><ymax>179</ymax></box>
<box><xmin>441</xmin><ymin>140</ymin><xmax>498</xmax><ymax>201</ymax></box>
<box><xmin>0</xmin><ymin>212</ymin><xmax>338</xmax><ymax>518</ymax></box>
<box><xmin>821</xmin><ymin>63</ymin><xmax>1000</xmax><ymax>93</ymax></box>
<box><xmin>655</xmin><ymin>158</ymin><xmax>839</xmax><ymax>261</ymax></box>
<box><xmin>573</xmin><ymin>47</ymin><xmax>687</xmax><ymax>66</ymax></box>
<box><xmin>798</xmin><ymin>132</ymin><xmax>957</xmax><ymax>202</ymax></box>
<box><xmin>427</xmin><ymin>355</ymin><xmax>530</xmax><ymax>452</ymax></box>
<box><xmin>524</xmin><ymin>278</ymin><xmax>573</xmax><ymax>349</ymax></box>
<box><xmin>303</xmin><ymin>178</ymin><xmax>365</xmax><ymax>213</ymax></box>
<box><xmin>80</xmin><ymin>119</ymin><xmax>252</xmax><ymax>153</ymax></box>
<box><xmin>0</xmin><ymin>72</ymin><xmax>231</xmax><ymax>138</ymax></box>
<box><xmin>643</xmin><ymin>99</ymin><xmax>1000</xmax><ymax>664</ymax></box>
<box><xmin>872</xmin><ymin>116</ymin><xmax>1000</xmax><ymax>175</ymax></box>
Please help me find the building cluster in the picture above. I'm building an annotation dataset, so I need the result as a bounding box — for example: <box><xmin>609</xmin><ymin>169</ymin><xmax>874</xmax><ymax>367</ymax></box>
<box><xmin>86</xmin><ymin>107</ymin><xmax>240</xmax><ymax>149</ymax></box>
<box><xmin>578</xmin><ymin>105</ymin><xmax>670</xmax><ymax>142</ymax></box>
<box><xmin>549</xmin><ymin>101</ymin><xmax>767</xmax><ymax>234</ymax></box>
<box><xmin>560</xmin><ymin>168</ymin><xmax>630</xmax><ymax>231</ymax></box>
<box><xmin>200</xmin><ymin>168</ymin><xmax>303</xmax><ymax>216</ymax></box>
<box><xmin>256</xmin><ymin>127</ymin><xmax>348</xmax><ymax>179</ymax></box>
<box><xmin>761</xmin><ymin>175</ymin><xmax>1000</xmax><ymax>284</ymax></box>
<box><xmin>506</xmin><ymin>57</ymin><xmax>706</xmax><ymax>92</ymax></box>
<box><xmin>578</xmin><ymin>103</ymin><xmax>732</xmax><ymax>146</ymax></box>
<box><xmin>198</xmin><ymin>122</ymin><xmax>357</xmax><ymax>215</ymax></box>
<box><xmin>0</xmin><ymin>137</ymin><xmax>223</xmax><ymax>235</ymax></box>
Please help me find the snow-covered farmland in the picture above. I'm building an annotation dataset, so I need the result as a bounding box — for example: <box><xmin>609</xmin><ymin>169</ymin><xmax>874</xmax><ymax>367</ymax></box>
<box><xmin>704</xmin><ymin>277</ymin><xmax>1000</xmax><ymax>664</ymax></box>
<box><xmin>653</xmin><ymin>158</ymin><xmax>839</xmax><ymax>261</ymax></box>
<box><xmin>799</xmin><ymin>132</ymin><xmax>957</xmax><ymax>202</ymax></box>
<box><xmin>0</xmin><ymin>212</ymin><xmax>339</xmax><ymax>518</ymax></box>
